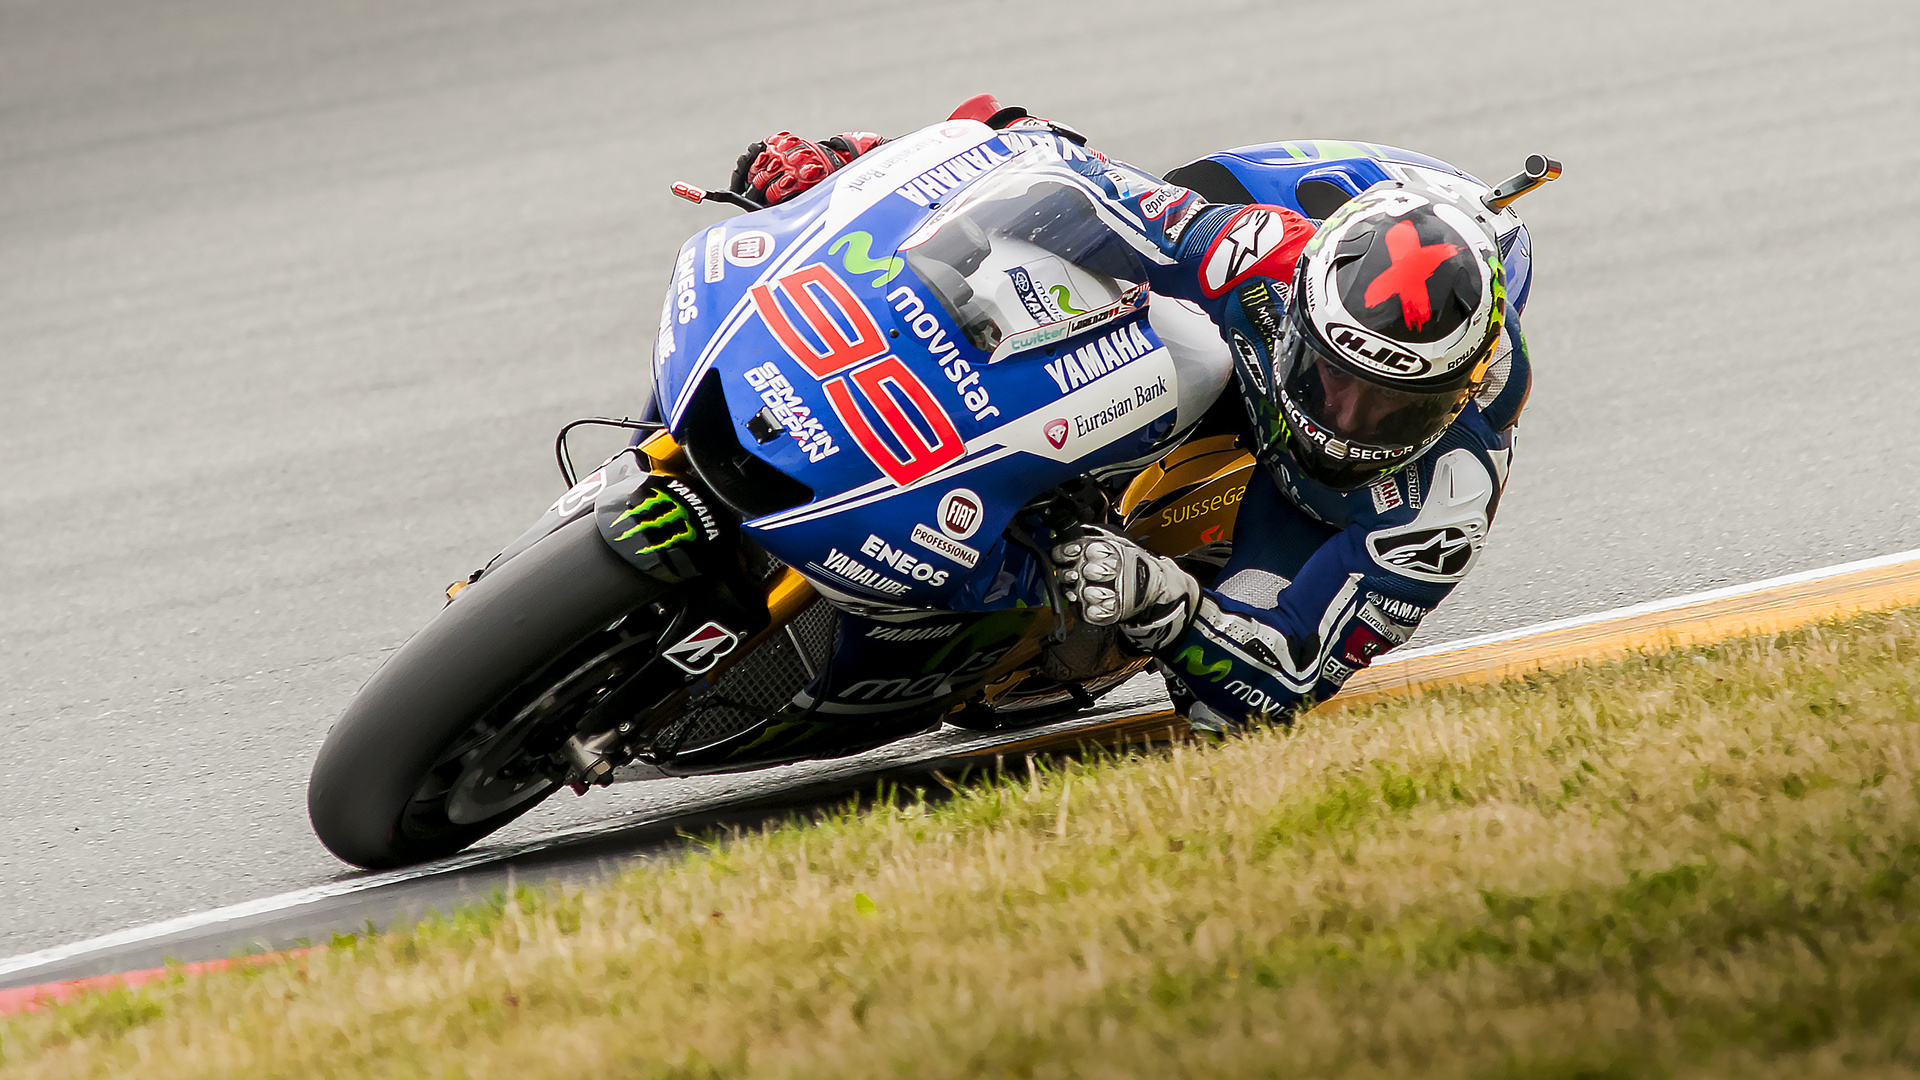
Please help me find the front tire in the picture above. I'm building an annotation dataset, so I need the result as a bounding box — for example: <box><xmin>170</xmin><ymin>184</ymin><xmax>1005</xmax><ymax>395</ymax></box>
<box><xmin>307</xmin><ymin>515</ymin><xmax>666</xmax><ymax>868</ymax></box>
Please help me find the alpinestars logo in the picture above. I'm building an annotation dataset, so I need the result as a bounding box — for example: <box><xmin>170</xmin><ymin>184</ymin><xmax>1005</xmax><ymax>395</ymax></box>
<box><xmin>662</xmin><ymin>621</ymin><xmax>740</xmax><ymax>674</ymax></box>
<box><xmin>1201</xmin><ymin>208</ymin><xmax>1281</xmax><ymax>295</ymax></box>
<box><xmin>1367</xmin><ymin>525</ymin><xmax>1479</xmax><ymax>581</ymax></box>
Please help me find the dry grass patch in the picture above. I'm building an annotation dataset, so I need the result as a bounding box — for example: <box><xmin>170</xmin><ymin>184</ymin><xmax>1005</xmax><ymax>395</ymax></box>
<box><xmin>8</xmin><ymin>610</ymin><xmax>1920</xmax><ymax>1078</ymax></box>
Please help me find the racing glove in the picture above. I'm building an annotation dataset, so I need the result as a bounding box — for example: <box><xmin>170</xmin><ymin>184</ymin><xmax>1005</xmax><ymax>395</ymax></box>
<box><xmin>1051</xmin><ymin>527</ymin><xmax>1201</xmax><ymax>654</ymax></box>
<box><xmin>729</xmin><ymin>130</ymin><xmax>886</xmax><ymax>206</ymax></box>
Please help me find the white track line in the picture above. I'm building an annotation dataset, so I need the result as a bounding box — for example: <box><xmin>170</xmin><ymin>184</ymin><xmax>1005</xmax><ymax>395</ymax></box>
<box><xmin>0</xmin><ymin>819</ymin><xmax>633</xmax><ymax>983</ymax></box>
<box><xmin>6</xmin><ymin>546</ymin><xmax>1917</xmax><ymax>983</ymax></box>
<box><xmin>0</xmin><ymin>713</ymin><xmax>1124</xmax><ymax>984</ymax></box>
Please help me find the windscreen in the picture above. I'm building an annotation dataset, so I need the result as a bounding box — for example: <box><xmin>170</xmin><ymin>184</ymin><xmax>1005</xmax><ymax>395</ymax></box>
<box><xmin>897</xmin><ymin>154</ymin><xmax>1150</xmax><ymax>355</ymax></box>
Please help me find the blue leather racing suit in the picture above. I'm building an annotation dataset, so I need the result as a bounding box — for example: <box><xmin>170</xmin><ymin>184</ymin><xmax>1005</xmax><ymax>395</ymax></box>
<box><xmin>1026</xmin><ymin>130</ymin><xmax>1534</xmax><ymax>727</ymax></box>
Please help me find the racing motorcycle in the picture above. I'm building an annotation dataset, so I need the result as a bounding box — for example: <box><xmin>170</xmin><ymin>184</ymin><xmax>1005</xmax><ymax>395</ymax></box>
<box><xmin>307</xmin><ymin>121</ymin><xmax>1552</xmax><ymax>868</ymax></box>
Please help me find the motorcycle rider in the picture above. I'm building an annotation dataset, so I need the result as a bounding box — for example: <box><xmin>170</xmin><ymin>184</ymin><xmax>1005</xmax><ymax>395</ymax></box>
<box><xmin>722</xmin><ymin>96</ymin><xmax>1532</xmax><ymax>732</ymax></box>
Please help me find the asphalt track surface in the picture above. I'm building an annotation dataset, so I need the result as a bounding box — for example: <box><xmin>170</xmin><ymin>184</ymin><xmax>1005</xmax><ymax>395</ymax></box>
<box><xmin>2</xmin><ymin>0</ymin><xmax>1916</xmax><ymax>972</ymax></box>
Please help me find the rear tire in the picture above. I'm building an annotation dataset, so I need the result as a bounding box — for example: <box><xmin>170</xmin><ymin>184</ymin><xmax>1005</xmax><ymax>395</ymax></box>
<box><xmin>307</xmin><ymin>515</ymin><xmax>667</xmax><ymax>868</ymax></box>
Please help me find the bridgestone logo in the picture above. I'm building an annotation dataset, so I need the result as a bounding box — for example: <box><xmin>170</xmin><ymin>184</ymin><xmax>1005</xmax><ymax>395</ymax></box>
<box><xmin>662</xmin><ymin>621</ymin><xmax>740</xmax><ymax>674</ymax></box>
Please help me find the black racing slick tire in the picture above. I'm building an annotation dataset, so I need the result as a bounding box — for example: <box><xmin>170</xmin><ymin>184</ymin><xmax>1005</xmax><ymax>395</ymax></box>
<box><xmin>307</xmin><ymin>515</ymin><xmax>666</xmax><ymax>868</ymax></box>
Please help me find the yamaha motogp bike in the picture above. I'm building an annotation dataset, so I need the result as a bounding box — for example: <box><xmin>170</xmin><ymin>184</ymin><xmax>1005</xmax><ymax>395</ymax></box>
<box><xmin>307</xmin><ymin>122</ymin><xmax>1550</xmax><ymax>868</ymax></box>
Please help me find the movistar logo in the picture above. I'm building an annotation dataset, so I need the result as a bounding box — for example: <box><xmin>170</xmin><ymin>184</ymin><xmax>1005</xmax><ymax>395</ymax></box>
<box><xmin>614</xmin><ymin>489</ymin><xmax>695</xmax><ymax>553</ymax></box>
<box><xmin>1048</xmin><ymin>284</ymin><xmax>1086</xmax><ymax>315</ymax></box>
<box><xmin>830</xmin><ymin>231</ymin><xmax>903</xmax><ymax>287</ymax></box>
<box><xmin>1173</xmin><ymin>646</ymin><xmax>1232</xmax><ymax>683</ymax></box>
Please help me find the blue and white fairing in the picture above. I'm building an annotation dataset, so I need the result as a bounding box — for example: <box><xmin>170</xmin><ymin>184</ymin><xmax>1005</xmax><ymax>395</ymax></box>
<box><xmin>1176</xmin><ymin>139</ymin><xmax>1536</xmax><ymax>315</ymax></box>
<box><xmin>651</xmin><ymin>122</ymin><xmax>1229</xmax><ymax>610</ymax></box>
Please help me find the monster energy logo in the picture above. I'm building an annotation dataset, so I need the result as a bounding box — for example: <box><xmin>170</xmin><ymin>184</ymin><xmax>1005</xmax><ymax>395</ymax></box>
<box><xmin>613</xmin><ymin>489</ymin><xmax>695</xmax><ymax>554</ymax></box>
<box><xmin>1173</xmin><ymin>646</ymin><xmax>1232</xmax><ymax>683</ymax></box>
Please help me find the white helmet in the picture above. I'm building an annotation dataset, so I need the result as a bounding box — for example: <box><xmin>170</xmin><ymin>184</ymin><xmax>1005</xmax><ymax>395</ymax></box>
<box><xmin>1245</xmin><ymin>180</ymin><xmax>1506</xmax><ymax>490</ymax></box>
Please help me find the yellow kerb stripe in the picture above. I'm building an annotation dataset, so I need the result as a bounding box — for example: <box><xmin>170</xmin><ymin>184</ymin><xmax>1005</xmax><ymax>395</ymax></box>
<box><xmin>1334</xmin><ymin>554</ymin><xmax>1920</xmax><ymax>709</ymax></box>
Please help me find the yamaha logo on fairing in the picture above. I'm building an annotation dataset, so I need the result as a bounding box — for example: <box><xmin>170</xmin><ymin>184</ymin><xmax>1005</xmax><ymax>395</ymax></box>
<box><xmin>1326</xmin><ymin>323</ymin><xmax>1431</xmax><ymax>378</ymax></box>
<box><xmin>1041</xmin><ymin>322</ymin><xmax>1155</xmax><ymax>393</ymax></box>
<box><xmin>663</xmin><ymin>479</ymin><xmax>720</xmax><ymax>539</ymax></box>
<box><xmin>1006</xmin><ymin>266</ymin><xmax>1065</xmax><ymax>323</ymax></box>
<box><xmin>866</xmin><ymin>622</ymin><xmax>962</xmax><ymax>642</ymax></box>
<box><xmin>893</xmin><ymin>143</ymin><xmax>1015</xmax><ymax>207</ymax></box>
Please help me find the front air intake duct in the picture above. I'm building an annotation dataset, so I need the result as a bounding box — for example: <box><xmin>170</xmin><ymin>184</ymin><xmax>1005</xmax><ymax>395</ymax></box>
<box><xmin>678</xmin><ymin>369</ymin><xmax>814</xmax><ymax>520</ymax></box>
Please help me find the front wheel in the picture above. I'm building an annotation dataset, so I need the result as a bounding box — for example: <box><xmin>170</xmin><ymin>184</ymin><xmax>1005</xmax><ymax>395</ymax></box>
<box><xmin>307</xmin><ymin>515</ymin><xmax>669</xmax><ymax>868</ymax></box>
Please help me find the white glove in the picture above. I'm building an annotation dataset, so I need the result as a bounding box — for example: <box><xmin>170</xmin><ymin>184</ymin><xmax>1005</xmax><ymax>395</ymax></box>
<box><xmin>1051</xmin><ymin>527</ymin><xmax>1201</xmax><ymax>653</ymax></box>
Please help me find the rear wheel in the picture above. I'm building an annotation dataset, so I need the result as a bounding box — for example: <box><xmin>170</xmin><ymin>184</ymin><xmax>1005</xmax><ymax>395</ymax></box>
<box><xmin>307</xmin><ymin>515</ymin><xmax>672</xmax><ymax>868</ymax></box>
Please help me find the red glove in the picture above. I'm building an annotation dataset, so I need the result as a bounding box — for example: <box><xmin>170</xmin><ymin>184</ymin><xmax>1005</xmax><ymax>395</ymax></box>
<box><xmin>730</xmin><ymin>130</ymin><xmax>886</xmax><ymax>206</ymax></box>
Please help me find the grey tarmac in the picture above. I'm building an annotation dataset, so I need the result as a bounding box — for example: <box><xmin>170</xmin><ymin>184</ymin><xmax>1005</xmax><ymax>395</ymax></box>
<box><xmin>2</xmin><ymin>0</ymin><xmax>1916</xmax><ymax>966</ymax></box>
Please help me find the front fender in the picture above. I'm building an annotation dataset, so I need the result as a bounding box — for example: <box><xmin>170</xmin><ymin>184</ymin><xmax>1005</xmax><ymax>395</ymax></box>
<box><xmin>594</xmin><ymin>465</ymin><xmax>738</xmax><ymax>583</ymax></box>
<box><xmin>480</xmin><ymin>449</ymin><xmax>647</xmax><ymax>578</ymax></box>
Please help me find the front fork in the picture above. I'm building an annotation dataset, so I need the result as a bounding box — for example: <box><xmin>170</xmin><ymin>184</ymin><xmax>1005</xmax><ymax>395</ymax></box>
<box><xmin>465</xmin><ymin>430</ymin><xmax>822</xmax><ymax>790</ymax></box>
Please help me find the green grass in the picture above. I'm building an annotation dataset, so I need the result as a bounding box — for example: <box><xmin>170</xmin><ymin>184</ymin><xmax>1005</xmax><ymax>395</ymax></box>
<box><xmin>8</xmin><ymin>609</ymin><xmax>1920</xmax><ymax>1078</ymax></box>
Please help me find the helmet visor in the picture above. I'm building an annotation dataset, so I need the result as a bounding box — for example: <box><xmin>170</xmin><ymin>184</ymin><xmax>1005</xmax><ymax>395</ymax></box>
<box><xmin>1274</xmin><ymin>320</ymin><xmax>1469</xmax><ymax>489</ymax></box>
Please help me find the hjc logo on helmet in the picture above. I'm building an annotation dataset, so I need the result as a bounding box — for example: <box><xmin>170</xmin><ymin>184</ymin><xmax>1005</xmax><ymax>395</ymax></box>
<box><xmin>1326</xmin><ymin>324</ymin><xmax>1431</xmax><ymax>377</ymax></box>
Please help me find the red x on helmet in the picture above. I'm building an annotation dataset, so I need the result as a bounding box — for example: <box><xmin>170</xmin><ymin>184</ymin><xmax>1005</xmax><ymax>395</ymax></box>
<box><xmin>1255</xmin><ymin>182</ymin><xmax>1505</xmax><ymax>490</ymax></box>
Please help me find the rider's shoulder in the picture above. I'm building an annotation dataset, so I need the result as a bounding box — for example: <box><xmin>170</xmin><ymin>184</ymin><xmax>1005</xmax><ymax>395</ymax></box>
<box><xmin>1347</xmin><ymin>414</ymin><xmax>1509</xmax><ymax>528</ymax></box>
<box><xmin>1415</xmin><ymin>413</ymin><xmax>1511</xmax><ymax>503</ymax></box>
